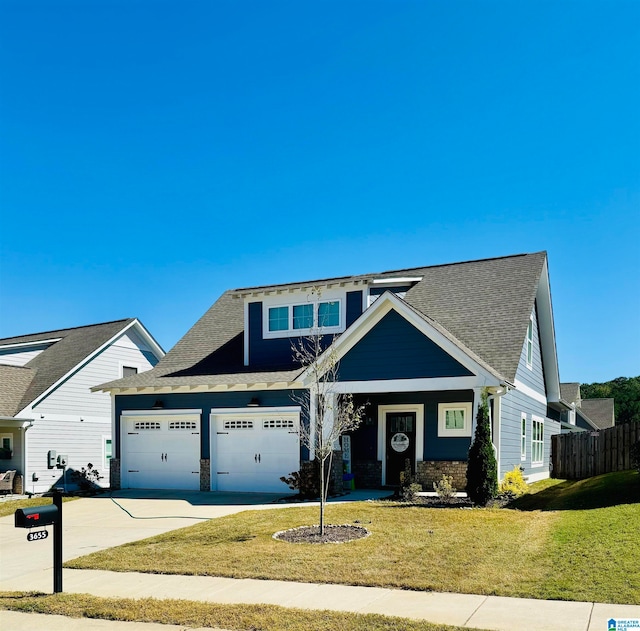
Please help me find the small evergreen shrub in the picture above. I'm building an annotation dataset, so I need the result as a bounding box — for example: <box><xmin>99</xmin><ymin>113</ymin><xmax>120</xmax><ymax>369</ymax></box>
<box><xmin>399</xmin><ymin>458</ymin><xmax>422</xmax><ymax>501</ymax></box>
<box><xmin>280</xmin><ymin>459</ymin><xmax>337</xmax><ymax>498</ymax></box>
<box><xmin>499</xmin><ymin>465</ymin><xmax>529</xmax><ymax>499</ymax></box>
<box><xmin>433</xmin><ymin>474</ymin><xmax>456</xmax><ymax>501</ymax></box>
<box><xmin>466</xmin><ymin>389</ymin><xmax>498</xmax><ymax>506</ymax></box>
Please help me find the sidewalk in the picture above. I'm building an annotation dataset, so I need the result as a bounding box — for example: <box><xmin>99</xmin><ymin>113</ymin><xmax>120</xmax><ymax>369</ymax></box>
<box><xmin>2</xmin><ymin>567</ymin><xmax>639</xmax><ymax>631</ymax></box>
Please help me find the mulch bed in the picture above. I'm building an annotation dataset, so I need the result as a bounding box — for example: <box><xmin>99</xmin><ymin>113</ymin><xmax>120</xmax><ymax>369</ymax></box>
<box><xmin>273</xmin><ymin>524</ymin><xmax>370</xmax><ymax>544</ymax></box>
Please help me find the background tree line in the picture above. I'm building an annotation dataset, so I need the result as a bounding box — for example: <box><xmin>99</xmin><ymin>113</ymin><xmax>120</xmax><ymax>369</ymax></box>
<box><xmin>580</xmin><ymin>376</ymin><xmax>640</xmax><ymax>424</ymax></box>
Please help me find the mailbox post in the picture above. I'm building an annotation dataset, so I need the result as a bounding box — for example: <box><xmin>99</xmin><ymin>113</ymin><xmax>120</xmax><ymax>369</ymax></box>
<box><xmin>14</xmin><ymin>491</ymin><xmax>63</xmax><ymax>593</ymax></box>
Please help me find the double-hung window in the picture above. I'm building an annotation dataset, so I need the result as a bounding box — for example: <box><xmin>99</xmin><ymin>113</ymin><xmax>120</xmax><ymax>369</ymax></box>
<box><xmin>526</xmin><ymin>316</ymin><xmax>534</xmax><ymax>368</ymax></box>
<box><xmin>532</xmin><ymin>416</ymin><xmax>544</xmax><ymax>465</ymax></box>
<box><xmin>267</xmin><ymin>300</ymin><xmax>342</xmax><ymax>336</ymax></box>
<box><xmin>521</xmin><ymin>413</ymin><xmax>527</xmax><ymax>461</ymax></box>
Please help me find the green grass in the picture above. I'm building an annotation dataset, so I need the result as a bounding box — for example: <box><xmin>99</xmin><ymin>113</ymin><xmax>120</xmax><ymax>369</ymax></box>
<box><xmin>0</xmin><ymin>496</ymin><xmax>77</xmax><ymax>518</ymax></box>
<box><xmin>0</xmin><ymin>592</ymin><xmax>486</xmax><ymax>631</ymax></box>
<box><xmin>65</xmin><ymin>470</ymin><xmax>640</xmax><ymax>605</ymax></box>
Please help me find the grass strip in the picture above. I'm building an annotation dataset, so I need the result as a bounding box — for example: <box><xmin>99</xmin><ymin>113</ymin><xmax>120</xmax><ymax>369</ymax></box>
<box><xmin>0</xmin><ymin>592</ymin><xmax>485</xmax><ymax>631</ymax></box>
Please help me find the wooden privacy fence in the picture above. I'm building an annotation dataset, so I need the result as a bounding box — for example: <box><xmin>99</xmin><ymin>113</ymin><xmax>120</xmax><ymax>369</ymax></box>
<box><xmin>551</xmin><ymin>423</ymin><xmax>640</xmax><ymax>480</ymax></box>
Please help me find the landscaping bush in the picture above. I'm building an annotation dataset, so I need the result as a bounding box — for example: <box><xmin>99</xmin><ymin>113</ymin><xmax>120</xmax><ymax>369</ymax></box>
<box><xmin>280</xmin><ymin>459</ymin><xmax>338</xmax><ymax>499</ymax></box>
<box><xmin>466</xmin><ymin>390</ymin><xmax>498</xmax><ymax>506</ymax></box>
<box><xmin>499</xmin><ymin>465</ymin><xmax>529</xmax><ymax>499</ymax></box>
<box><xmin>70</xmin><ymin>463</ymin><xmax>103</xmax><ymax>491</ymax></box>
<box><xmin>433</xmin><ymin>474</ymin><xmax>457</xmax><ymax>501</ymax></box>
<box><xmin>399</xmin><ymin>458</ymin><xmax>422</xmax><ymax>501</ymax></box>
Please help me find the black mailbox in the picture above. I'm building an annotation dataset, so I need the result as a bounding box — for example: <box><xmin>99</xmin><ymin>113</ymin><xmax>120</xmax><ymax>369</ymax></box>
<box><xmin>15</xmin><ymin>504</ymin><xmax>59</xmax><ymax>528</ymax></box>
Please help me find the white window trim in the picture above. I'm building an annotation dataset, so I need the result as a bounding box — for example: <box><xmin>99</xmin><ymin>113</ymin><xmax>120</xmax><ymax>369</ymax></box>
<box><xmin>0</xmin><ymin>433</ymin><xmax>14</xmax><ymax>454</ymax></box>
<box><xmin>526</xmin><ymin>316</ymin><xmax>534</xmax><ymax>369</ymax></box>
<box><xmin>437</xmin><ymin>402</ymin><xmax>473</xmax><ymax>437</ymax></box>
<box><xmin>263</xmin><ymin>298</ymin><xmax>345</xmax><ymax>339</ymax></box>
<box><xmin>102</xmin><ymin>435</ymin><xmax>113</xmax><ymax>470</ymax></box>
<box><xmin>119</xmin><ymin>361</ymin><xmax>143</xmax><ymax>378</ymax></box>
<box><xmin>377</xmin><ymin>404</ymin><xmax>424</xmax><ymax>486</ymax></box>
<box><xmin>520</xmin><ymin>413</ymin><xmax>527</xmax><ymax>461</ymax></box>
<box><xmin>532</xmin><ymin>415</ymin><xmax>544</xmax><ymax>466</ymax></box>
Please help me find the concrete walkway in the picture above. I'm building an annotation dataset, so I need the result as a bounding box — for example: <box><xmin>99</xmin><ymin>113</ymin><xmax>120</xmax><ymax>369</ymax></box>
<box><xmin>1</xmin><ymin>491</ymin><xmax>639</xmax><ymax>631</ymax></box>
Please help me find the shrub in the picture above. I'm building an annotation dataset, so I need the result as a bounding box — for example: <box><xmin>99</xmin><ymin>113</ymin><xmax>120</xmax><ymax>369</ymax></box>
<box><xmin>499</xmin><ymin>465</ymin><xmax>529</xmax><ymax>499</ymax></box>
<box><xmin>280</xmin><ymin>459</ymin><xmax>338</xmax><ymax>499</ymax></box>
<box><xmin>466</xmin><ymin>390</ymin><xmax>498</xmax><ymax>506</ymax></box>
<box><xmin>70</xmin><ymin>463</ymin><xmax>103</xmax><ymax>491</ymax></box>
<box><xmin>399</xmin><ymin>458</ymin><xmax>422</xmax><ymax>501</ymax></box>
<box><xmin>433</xmin><ymin>474</ymin><xmax>457</xmax><ymax>501</ymax></box>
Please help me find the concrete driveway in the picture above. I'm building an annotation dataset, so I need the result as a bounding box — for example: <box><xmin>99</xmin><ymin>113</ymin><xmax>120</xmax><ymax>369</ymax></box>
<box><xmin>0</xmin><ymin>489</ymin><xmax>390</xmax><ymax>589</ymax></box>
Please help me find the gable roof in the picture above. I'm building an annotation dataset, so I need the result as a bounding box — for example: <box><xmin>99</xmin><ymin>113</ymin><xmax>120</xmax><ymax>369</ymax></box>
<box><xmin>560</xmin><ymin>382</ymin><xmax>581</xmax><ymax>406</ymax></box>
<box><xmin>96</xmin><ymin>251</ymin><xmax>555</xmax><ymax>394</ymax></box>
<box><xmin>580</xmin><ymin>398</ymin><xmax>615</xmax><ymax>430</ymax></box>
<box><xmin>0</xmin><ymin>319</ymin><xmax>162</xmax><ymax>414</ymax></box>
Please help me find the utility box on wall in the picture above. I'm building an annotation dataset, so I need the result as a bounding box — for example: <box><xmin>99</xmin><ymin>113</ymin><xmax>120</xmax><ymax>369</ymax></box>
<box><xmin>57</xmin><ymin>454</ymin><xmax>68</xmax><ymax>468</ymax></box>
<box><xmin>47</xmin><ymin>450</ymin><xmax>57</xmax><ymax>469</ymax></box>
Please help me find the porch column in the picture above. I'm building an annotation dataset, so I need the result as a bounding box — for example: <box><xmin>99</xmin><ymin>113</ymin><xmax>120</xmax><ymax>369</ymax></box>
<box><xmin>471</xmin><ymin>387</ymin><xmax>483</xmax><ymax>439</ymax></box>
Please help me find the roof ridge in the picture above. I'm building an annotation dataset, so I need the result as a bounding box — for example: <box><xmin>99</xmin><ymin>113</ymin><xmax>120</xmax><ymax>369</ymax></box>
<box><xmin>0</xmin><ymin>318</ymin><xmax>135</xmax><ymax>342</ymax></box>
<box><xmin>232</xmin><ymin>251</ymin><xmax>546</xmax><ymax>294</ymax></box>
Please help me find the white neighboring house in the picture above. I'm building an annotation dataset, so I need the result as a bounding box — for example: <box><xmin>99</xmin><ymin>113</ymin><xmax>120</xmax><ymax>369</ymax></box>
<box><xmin>0</xmin><ymin>319</ymin><xmax>164</xmax><ymax>494</ymax></box>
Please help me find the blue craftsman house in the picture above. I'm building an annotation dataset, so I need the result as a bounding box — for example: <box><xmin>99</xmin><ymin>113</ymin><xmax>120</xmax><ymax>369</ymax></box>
<box><xmin>96</xmin><ymin>252</ymin><xmax>566</xmax><ymax>493</ymax></box>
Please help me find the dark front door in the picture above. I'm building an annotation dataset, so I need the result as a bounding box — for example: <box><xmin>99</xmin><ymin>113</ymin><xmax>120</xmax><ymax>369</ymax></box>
<box><xmin>385</xmin><ymin>412</ymin><xmax>416</xmax><ymax>485</ymax></box>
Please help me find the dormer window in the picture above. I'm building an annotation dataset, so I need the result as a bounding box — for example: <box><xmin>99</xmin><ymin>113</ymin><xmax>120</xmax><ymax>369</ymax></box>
<box><xmin>265</xmin><ymin>300</ymin><xmax>343</xmax><ymax>337</ymax></box>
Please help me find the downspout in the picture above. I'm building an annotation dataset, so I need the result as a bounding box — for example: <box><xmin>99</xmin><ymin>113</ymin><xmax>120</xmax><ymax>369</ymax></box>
<box><xmin>21</xmin><ymin>420</ymin><xmax>34</xmax><ymax>495</ymax></box>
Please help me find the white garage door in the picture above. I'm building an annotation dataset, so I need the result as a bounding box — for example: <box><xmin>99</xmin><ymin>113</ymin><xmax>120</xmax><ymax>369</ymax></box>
<box><xmin>121</xmin><ymin>412</ymin><xmax>201</xmax><ymax>490</ymax></box>
<box><xmin>212</xmin><ymin>410</ymin><xmax>299</xmax><ymax>493</ymax></box>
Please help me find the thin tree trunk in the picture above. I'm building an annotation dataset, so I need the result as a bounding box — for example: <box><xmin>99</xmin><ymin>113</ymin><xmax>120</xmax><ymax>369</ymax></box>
<box><xmin>319</xmin><ymin>457</ymin><xmax>325</xmax><ymax>535</ymax></box>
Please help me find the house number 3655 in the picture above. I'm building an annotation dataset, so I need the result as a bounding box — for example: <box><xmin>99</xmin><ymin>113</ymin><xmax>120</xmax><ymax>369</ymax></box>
<box><xmin>27</xmin><ymin>530</ymin><xmax>49</xmax><ymax>542</ymax></box>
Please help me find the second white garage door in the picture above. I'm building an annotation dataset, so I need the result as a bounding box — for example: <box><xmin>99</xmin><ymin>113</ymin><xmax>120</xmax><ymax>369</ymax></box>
<box><xmin>212</xmin><ymin>409</ymin><xmax>300</xmax><ymax>493</ymax></box>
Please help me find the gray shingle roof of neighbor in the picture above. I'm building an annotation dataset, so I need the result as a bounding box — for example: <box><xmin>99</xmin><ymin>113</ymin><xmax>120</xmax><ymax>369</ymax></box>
<box><xmin>560</xmin><ymin>382</ymin><xmax>581</xmax><ymax>405</ymax></box>
<box><xmin>580</xmin><ymin>398</ymin><xmax>615</xmax><ymax>429</ymax></box>
<box><xmin>97</xmin><ymin>251</ymin><xmax>549</xmax><ymax>391</ymax></box>
<box><xmin>0</xmin><ymin>319</ymin><xmax>137</xmax><ymax>414</ymax></box>
<box><xmin>0</xmin><ymin>365</ymin><xmax>36</xmax><ymax>417</ymax></box>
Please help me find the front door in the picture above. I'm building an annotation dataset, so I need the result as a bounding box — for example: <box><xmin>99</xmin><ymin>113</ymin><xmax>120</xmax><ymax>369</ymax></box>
<box><xmin>385</xmin><ymin>412</ymin><xmax>416</xmax><ymax>485</ymax></box>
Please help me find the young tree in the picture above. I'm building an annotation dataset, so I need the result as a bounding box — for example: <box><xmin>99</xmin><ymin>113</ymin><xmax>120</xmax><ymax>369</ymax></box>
<box><xmin>466</xmin><ymin>389</ymin><xmax>498</xmax><ymax>506</ymax></box>
<box><xmin>292</xmin><ymin>330</ymin><xmax>365</xmax><ymax>535</ymax></box>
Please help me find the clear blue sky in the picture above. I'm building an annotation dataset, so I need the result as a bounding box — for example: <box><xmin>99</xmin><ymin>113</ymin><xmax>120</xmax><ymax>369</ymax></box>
<box><xmin>1</xmin><ymin>1</ymin><xmax>638</xmax><ymax>384</ymax></box>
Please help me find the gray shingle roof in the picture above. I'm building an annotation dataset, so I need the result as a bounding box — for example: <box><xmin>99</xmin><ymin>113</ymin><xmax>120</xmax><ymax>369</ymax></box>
<box><xmin>580</xmin><ymin>398</ymin><xmax>615</xmax><ymax>429</ymax></box>
<box><xmin>0</xmin><ymin>319</ymin><xmax>136</xmax><ymax>413</ymax></box>
<box><xmin>0</xmin><ymin>365</ymin><xmax>36</xmax><ymax>417</ymax></box>
<box><xmin>97</xmin><ymin>252</ymin><xmax>548</xmax><ymax>391</ymax></box>
<box><xmin>560</xmin><ymin>382</ymin><xmax>581</xmax><ymax>405</ymax></box>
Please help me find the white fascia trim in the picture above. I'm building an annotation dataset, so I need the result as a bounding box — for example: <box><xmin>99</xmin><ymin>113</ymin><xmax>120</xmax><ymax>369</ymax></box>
<box><xmin>121</xmin><ymin>408</ymin><xmax>202</xmax><ymax>416</ymax></box>
<box><xmin>244</xmin><ymin>302</ymin><xmax>250</xmax><ymax>366</ymax></box>
<box><xmin>536</xmin><ymin>258</ymin><xmax>561</xmax><ymax>403</ymax></box>
<box><xmin>130</xmin><ymin>319</ymin><xmax>166</xmax><ymax>360</ymax></box>
<box><xmin>330</xmin><ymin>376</ymin><xmax>492</xmax><ymax>394</ymax></box>
<box><xmin>24</xmin><ymin>320</ymin><xmax>162</xmax><ymax>413</ymax></box>
<box><xmin>0</xmin><ymin>337</ymin><xmax>62</xmax><ymax>351</ymax></box>
<box><xmin>299</xmin><ymin>291</ymin><xmax>501</xmax><ymax>387</ymax></box>
<box><xmin>513</xmin><ymin>379</ymin><xmax>548</xmax><ymax>406</ymax></box>
<box><xmin>210</xmin><ymin>406</ymin><xmax>301</xmax><ymax>415</ymax></box>
<box><xmin>371</xmin><ymin>277</ymin><xmax>423</xmax><ymax>285</ymax></box>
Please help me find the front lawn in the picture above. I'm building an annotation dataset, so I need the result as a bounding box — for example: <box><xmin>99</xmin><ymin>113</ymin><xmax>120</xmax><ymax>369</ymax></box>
<box><xmin>65</xmin><ymin>470</ymin><xmax>640</xmax><ymax>604</ymax></box>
